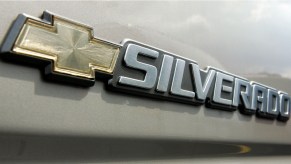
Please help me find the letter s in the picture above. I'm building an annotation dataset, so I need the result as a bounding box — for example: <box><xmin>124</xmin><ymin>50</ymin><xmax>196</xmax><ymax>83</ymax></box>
<box><xmin>118</xmin><ymin>44</ymin><xmax>159</xmax><ymax>89</ymax></box>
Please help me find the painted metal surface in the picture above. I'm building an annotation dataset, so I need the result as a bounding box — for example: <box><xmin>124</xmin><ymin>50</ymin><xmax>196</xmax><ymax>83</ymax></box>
<box><xmin>0</xmin><ymin>1</ymin><xmax>291</xmax><ymax>163</ymax></box>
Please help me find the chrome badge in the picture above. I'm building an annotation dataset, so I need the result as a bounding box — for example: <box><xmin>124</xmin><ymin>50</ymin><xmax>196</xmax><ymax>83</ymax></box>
<box><xmin>1</xmin><ymin>11</ymin><xmax>290</xmax><ymax>122</ymax></box>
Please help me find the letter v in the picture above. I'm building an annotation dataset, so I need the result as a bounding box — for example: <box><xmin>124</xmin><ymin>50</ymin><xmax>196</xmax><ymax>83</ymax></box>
<box><xmin>190</xmin><ymin>64</ymin><xmax>216</xmax><ymax>101</ymax></box>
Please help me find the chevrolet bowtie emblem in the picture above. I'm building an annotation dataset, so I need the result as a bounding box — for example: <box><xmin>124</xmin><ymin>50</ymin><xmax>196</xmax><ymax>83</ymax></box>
<box><xmin>1</xmin><ymin>11</ymin><xmax>290</xmax><ymax>122</ymax></box>
<box><xmin>1</xmin><ymin>11</ymin><xmax>120</xmax><ymax>86</ymax></box>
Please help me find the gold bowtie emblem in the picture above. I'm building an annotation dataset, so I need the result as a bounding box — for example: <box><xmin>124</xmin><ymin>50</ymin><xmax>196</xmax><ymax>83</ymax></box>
<box><xmin>2</xmin><ymin>11</ymin><xmax>120</xmax><ymax>80</ymax></box>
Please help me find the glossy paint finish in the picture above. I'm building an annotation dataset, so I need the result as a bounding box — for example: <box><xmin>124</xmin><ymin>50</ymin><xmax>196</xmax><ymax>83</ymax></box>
<box><xmin>0</xmin><ymin>1</ymin><xmax>291</xmax><ymax>163</ymax></box>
